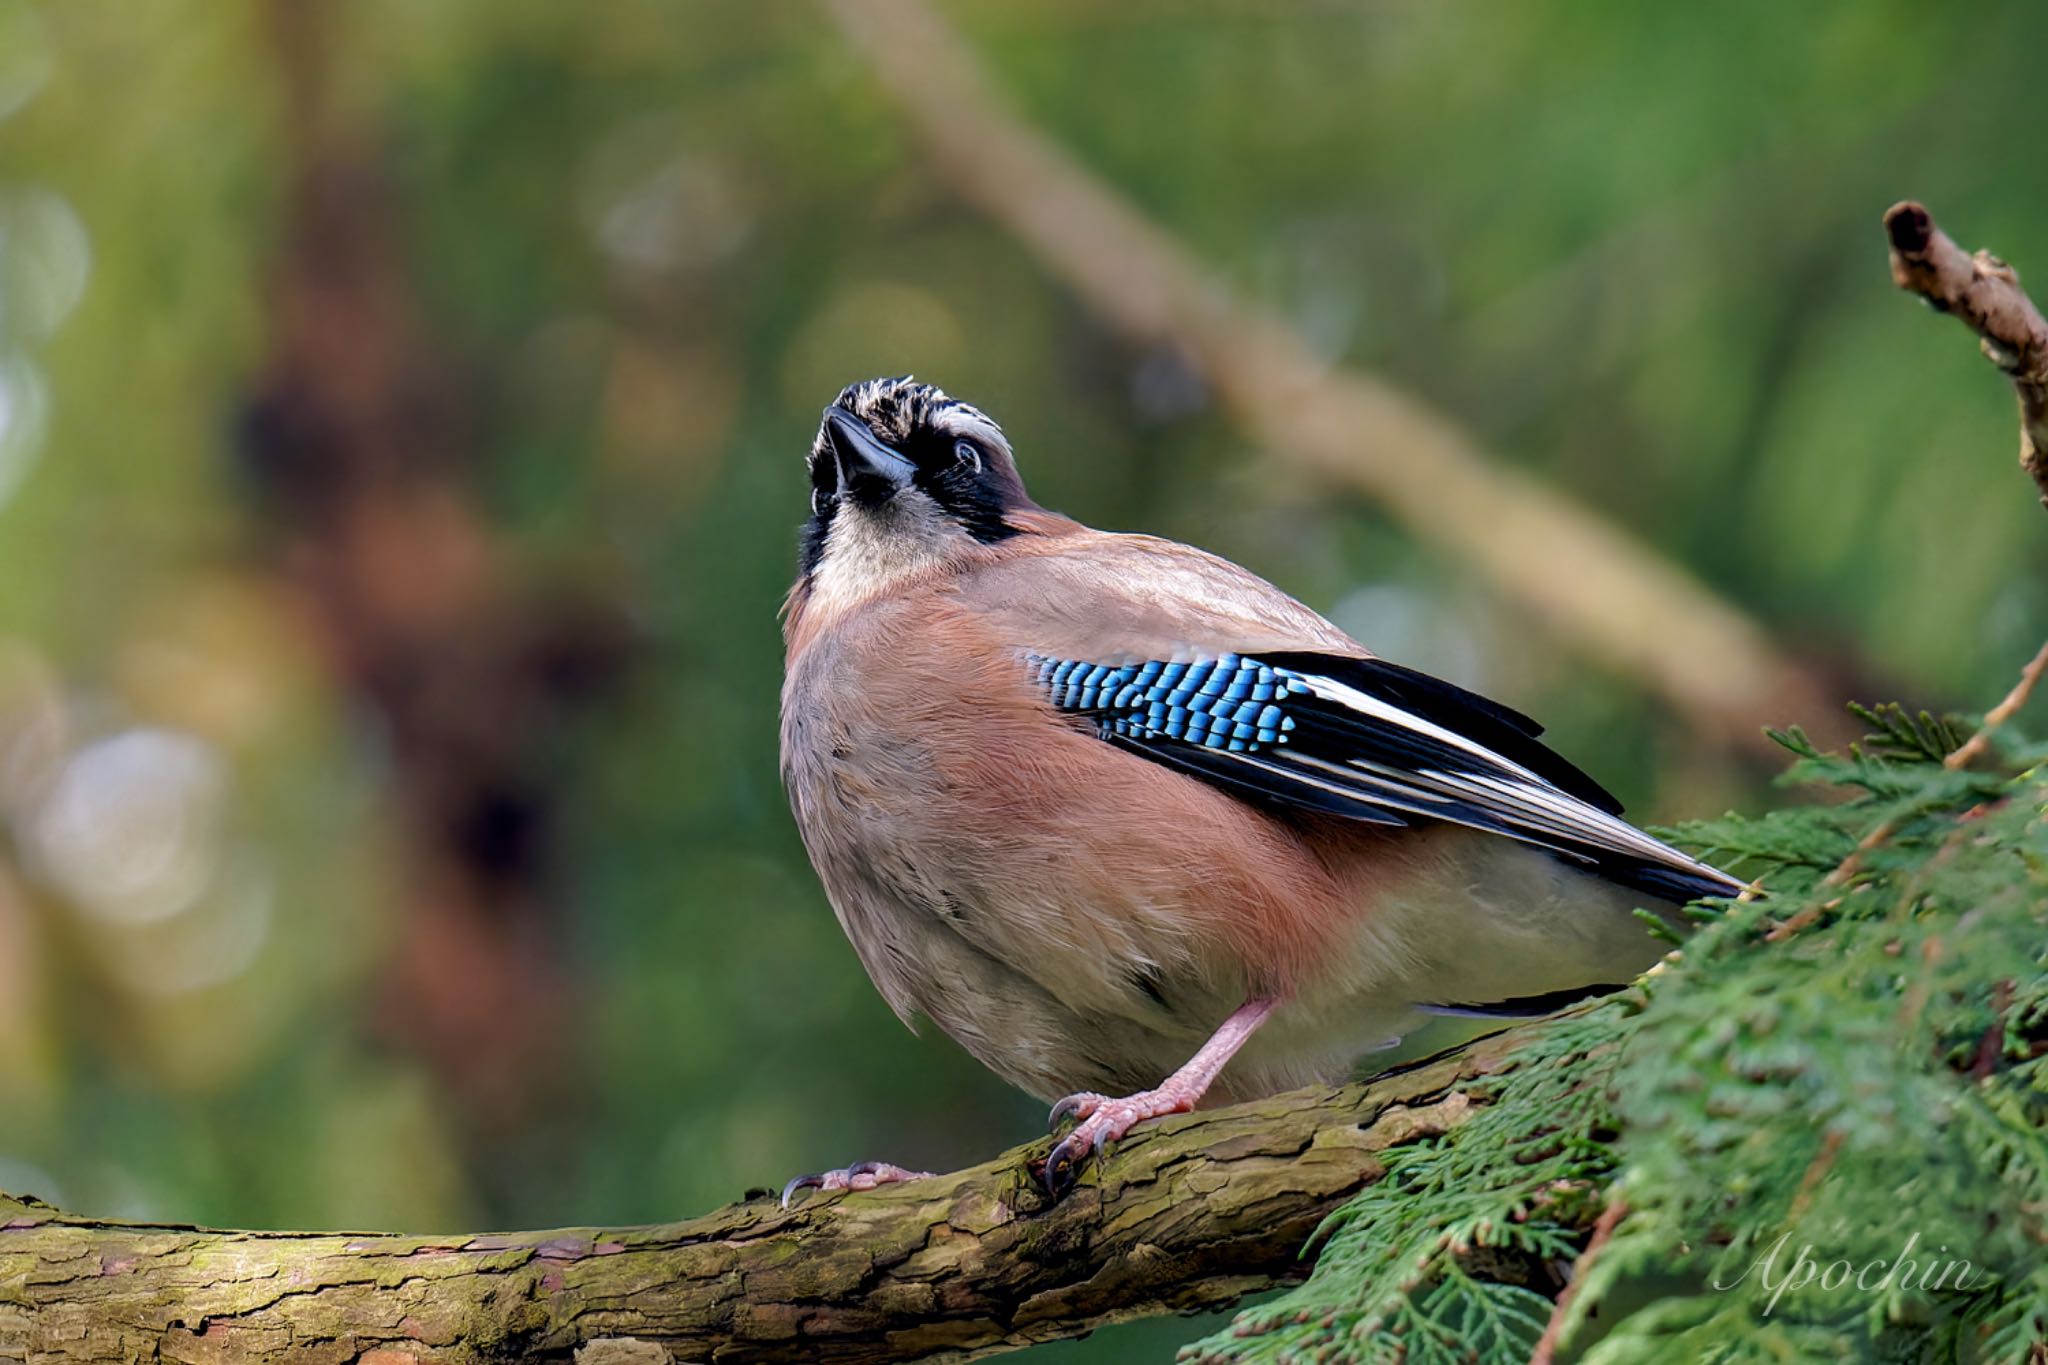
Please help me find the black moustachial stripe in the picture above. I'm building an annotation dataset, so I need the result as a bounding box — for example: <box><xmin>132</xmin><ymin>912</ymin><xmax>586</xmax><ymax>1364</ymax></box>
<box><xmin>1024</xmin><ymin>648</ymin><xmax>1744</xmax><ymax>906</ymax></box>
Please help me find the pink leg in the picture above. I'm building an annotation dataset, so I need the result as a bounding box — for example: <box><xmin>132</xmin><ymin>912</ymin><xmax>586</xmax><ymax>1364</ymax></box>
<box><xmin>1043</xmin><ymin>997</ymin><xmax>1278</xmax><ymax>1198</ymax></box>
<box><xmin>781</xmin><ymin>1161</ymin><xmax>932</xmax><ymax>1209</ymax></box>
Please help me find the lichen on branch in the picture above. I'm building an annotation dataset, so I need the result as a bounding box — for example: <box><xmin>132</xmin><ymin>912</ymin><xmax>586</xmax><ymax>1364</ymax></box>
<box><xmin>2</xmin><ymin>1035</ymin><xmax>1517</xmax><ymax>1365</ymax></box>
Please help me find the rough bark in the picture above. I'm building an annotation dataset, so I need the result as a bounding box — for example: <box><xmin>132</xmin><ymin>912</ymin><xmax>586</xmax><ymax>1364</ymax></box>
<box><xmin>0</xmin><ymin>1033</ymin><xmax>1538</xmax><ymax>1365</ymax></box>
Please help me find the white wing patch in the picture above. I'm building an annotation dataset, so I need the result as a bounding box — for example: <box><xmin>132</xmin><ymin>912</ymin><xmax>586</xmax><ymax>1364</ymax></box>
<box><xmin>1284</xmin><ymin>668</ymin><xmax>1724</xmax><ymax>880</ymax></box>
<box><xmin>1031</xmin><ymin>649</ymin><xmax>1744</xmax><ymax>904</ymax></box>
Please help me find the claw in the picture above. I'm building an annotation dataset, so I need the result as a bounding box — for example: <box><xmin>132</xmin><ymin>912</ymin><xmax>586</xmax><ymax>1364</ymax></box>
<box><xmin>1047</xmin><ymin>1092</ymin><xmax>1101</xmax><ymax>1130</ymax></box>
<box><xmin>1037</xmin><ymin>1088</ymin><xmax>1200</xmax><ymax>1200</ymax></box>
<box><xmin>1043</xmin><ymin>1130</ymin><xmax>1092</xmax><ymax>1200</ymax></box>
<box><xmin>1038</xmin><ymin>1000</ymin><xmax>1281</xmax><ymax>1202</ymax></box>
<box><xmin>780</xmin><ymin>1172</ymin><xmax>826</xmax><ymax>1209</ymax></box>
<box><xmin>779</xmin><ymin>1161</ymin><xmax>932</xmax><ymax>1209</ymax></box>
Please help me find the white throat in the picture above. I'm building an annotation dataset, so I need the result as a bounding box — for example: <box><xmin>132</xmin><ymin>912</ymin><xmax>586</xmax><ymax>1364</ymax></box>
<box><xmin>806</xmin><ymin>493</ymin><xmax>968</xmax><ymax>618</ymax></box>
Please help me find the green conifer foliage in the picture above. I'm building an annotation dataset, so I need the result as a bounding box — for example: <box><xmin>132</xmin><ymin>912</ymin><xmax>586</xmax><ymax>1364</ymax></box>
<box><xmin>1188</xmin><ymin>706</ymin><xmax>2047</xmax><ymax>1364</ymax></box>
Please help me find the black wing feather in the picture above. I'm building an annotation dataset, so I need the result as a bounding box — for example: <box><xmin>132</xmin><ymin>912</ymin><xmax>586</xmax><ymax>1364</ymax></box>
<box><xmin>1029</xmin><ymin>648</ymin><xmax>1743</xmax><ymax>905</ymax></box>
<box><xmin>1104</xmin><ymin>731</ymin><xmax>1410</xmax><ymax>826</ymax></box>
<box><xmin>1258</xmin><ymin>652</ymin><xmax>1624</xmax><ymax>815</ymax></box>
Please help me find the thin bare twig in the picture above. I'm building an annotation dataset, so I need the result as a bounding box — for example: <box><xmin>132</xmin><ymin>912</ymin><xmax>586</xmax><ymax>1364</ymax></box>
<box><xmin>1787</xmin><ymin>1128</ymin><xmax>1846</xmax><ymax>1221</ymax></box>
<box><xmin>1885</xmin><ymin>201</ymin><xmax>2048</xmax><ymax>510</ymax></box>
<box><xmin>1766</xmin><ymin>897</ymin><xmax>1835</xmax><ymax>939</ymax></box>
<box><xmin>1811</xmin><ymin>634</ymin><xmax>2043</xmax><ymax>890</ymax></box>
<box><xmin>1821</xmin><ymin>816</ymin><xmax>1903</xmax><ymax>892</ymax></box>
<box><xmin>823</xmin><ymin>0</ymin><xmax>1834</xmax><ymax>754</ymax></box>
<box><xmin>1529</xmin><ymin>1195</ymin><xmax>1631</xmax><ymax>1365</ymax></box>
<box><xmin>1972</xmin><ymin>978</ymin><xmax>2016</xmax><ymax>1082</ymax></box>
<box><xmin>1945</xmin><ymin>636</ymin><xmax>2048</xmax><ymax>769</ymax></box>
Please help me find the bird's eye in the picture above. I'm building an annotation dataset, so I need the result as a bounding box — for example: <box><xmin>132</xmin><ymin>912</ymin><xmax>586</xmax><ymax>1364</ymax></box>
<box><xmin>953</xmin><ymin>439</ymin><xmax>983</xmax><ymax>472</ymax></box>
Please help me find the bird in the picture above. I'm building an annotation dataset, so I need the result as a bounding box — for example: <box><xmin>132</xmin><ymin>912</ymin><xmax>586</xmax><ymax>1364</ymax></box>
<box><xmin>778</xmin><ymin>375</ymin><xmax>1744</xmax><ymax>1202</ymax></box>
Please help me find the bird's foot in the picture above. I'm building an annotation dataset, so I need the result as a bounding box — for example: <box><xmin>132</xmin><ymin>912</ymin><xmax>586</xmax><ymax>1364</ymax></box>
<box><xmin>780</xmin><ymin>1160</ymin><xmax>932</xmax><ymax>1209</ymax></box>
<box><xmin>1042</xmin><ymin>1079</ymin><xmax>1202</xmax><ymax>1199</ymax></box>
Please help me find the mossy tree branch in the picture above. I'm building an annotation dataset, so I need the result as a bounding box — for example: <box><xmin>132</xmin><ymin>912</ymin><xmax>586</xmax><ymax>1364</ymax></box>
<box><xmin>0</xmin><ymin>1027</ymin><xmax>1558</xmax><ymax>1365</ymax></box>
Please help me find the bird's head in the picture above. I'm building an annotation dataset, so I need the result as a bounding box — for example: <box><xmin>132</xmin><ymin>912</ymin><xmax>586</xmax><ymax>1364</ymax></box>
<box><xmin>796</xmin><ymin>376</ymin><xmax>1041</xmax><ymax>592</ymax></box>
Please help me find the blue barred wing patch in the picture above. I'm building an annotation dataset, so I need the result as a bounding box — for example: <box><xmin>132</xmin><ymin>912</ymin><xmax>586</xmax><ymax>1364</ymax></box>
<box><xmin>1028</xmin><ymin>653</ymin><xmax>1299</xmax><ymax>753</ymax></box>
<box><xmin>1024</xmin><ymin>649</ymin><xmax>1746</xmax><ymax>905</ymax></box>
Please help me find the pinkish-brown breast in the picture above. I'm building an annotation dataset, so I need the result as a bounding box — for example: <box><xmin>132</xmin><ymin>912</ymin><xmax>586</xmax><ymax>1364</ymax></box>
<box><xmin>783</xmin><ymin>575</ymin><xmax>1371</xmax><ymax>1044</ymax></box>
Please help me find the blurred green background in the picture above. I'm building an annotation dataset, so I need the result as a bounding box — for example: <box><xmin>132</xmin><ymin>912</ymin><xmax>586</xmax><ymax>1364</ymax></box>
<box><xmin>1</xmin><ymin>1</ymin><xmax>2044</xmax><ymax>1357</ymax></box>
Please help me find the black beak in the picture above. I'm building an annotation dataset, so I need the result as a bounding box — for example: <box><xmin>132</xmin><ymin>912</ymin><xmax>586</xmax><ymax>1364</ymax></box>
<box><xmin>824</xmin><ymin>409</ymin><xmax>917</xmax><ymax>505</ymax></box>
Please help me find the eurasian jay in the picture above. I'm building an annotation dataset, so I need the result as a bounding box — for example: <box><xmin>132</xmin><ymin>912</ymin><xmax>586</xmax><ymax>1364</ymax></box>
<box><xmin>780</xmin><ymin>376</ymin><xmax>1742</xmax><ymax>1201</ymax></box>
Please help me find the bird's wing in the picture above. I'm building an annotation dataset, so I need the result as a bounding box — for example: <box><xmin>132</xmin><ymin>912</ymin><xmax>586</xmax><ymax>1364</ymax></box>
<box><xmin>953</xmin><ymin>529</ymin><xmax>1367</xmax><ymax>661</ymax></box>
<box><xmin>963</xmin><ymin>533</ymin><xmax>1744</xmax><ymax>905</ymax></box>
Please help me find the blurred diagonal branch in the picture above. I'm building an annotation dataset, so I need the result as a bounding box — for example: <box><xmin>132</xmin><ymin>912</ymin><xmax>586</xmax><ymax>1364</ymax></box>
<box><xmin>0</xmin><ymin>1034</ymin><xmax>1542</xmax><ymax>1365</ymax></box>
<box><xmin>1884</xmin><ymin>200</ymin><xmax>2048</xmax><ymax>511</ymax></box>
<box><xmin>822</xmin><ymin>0</ymin><xmax>1835</xmax><ymax>753</ymax></box>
